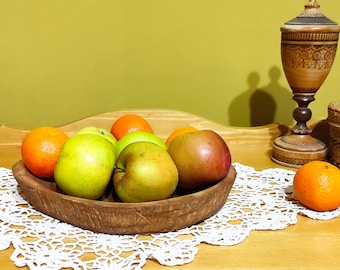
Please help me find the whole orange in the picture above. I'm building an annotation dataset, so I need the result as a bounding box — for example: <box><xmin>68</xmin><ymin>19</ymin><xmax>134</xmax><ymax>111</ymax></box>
<box><xmin>110</xmin><ymin>114</ymin><xmax>153</xmax><ymax>140</ymax></box>
<box><xmin>293</xmin><ymin>160</ymin><xmax>340</xmax><ymax>211</ymax></box>
<box><xmin>165</xmin><ymin>126</ymin><xmax>198</xmax><ymax>146</ymax></box>
<box><xmin>21</xmin><ymin>126</ymin><xmax>69</xmax><ymax>179</ymax></box>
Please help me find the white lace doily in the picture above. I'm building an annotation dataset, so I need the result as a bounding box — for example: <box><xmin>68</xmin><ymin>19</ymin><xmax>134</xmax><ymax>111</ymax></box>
<box><xmin>1</xmin><ymin>163</ymin><xmax>339</xmax><ymax>269</ymax></box>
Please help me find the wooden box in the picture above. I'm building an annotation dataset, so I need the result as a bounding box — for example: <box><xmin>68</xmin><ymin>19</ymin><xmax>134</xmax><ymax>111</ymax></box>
<box><xmin>328</xmin><ymin>101</ymin><xmax>340</xmax><ymax>168</ymax></box>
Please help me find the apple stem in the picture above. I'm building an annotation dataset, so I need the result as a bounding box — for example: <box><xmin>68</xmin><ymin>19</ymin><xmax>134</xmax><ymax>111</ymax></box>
<box><xmin>113</xmin><ymin>165</ymin><xmax>125</xmax><ymax>172</ymax></box>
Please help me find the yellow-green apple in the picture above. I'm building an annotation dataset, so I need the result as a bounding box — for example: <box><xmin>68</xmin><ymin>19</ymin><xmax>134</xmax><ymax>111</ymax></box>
<box><xmin>116</xmin><ymin>131</ymin><xmax>167</xmax><ymax>158</ymax></box>
<box><xmin>77</xmin><ymin>126</ymin><xmax>117</xmax><ymax>147</ymax></box>
<box><xmin>113</xmin><ymin>141</ymin><xmax>178</xmax><ymax>203</ymax></box>
<box><xmin>167</xmin><ymin>130</ymin><xmax>231</xmax><ymax>189</ymax></box>
<box><xmin>54</xmin><ymin>134</ymin><xmax>116</xmax><ymax>199</ymax></box>
<box><xmin>77</xmin><ymin>126</ymin><xmax>118</xmax><ymax>161</ymax></box>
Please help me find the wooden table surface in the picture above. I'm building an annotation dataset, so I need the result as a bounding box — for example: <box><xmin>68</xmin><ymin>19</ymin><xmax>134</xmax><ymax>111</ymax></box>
<box><xmin>0</xmin><ymin>109</ymin><xmax>339</xmax><ymax>269</ymax></box>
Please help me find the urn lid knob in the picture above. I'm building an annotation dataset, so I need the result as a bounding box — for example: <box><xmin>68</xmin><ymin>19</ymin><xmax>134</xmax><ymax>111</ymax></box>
<box><xmin>304</xmin><ymin>0</ymin><xmax>320</xmax><ymax>10</ymax></box>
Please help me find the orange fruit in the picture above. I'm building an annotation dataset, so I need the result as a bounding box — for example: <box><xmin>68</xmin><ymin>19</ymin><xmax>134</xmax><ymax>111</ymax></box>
<box><xmin>165</xmin><ymin>126</ymin><xmax>198</xmax><ymax>146</ymax></box>
<box><xmin>293</xmin><ymin>160</ymin><xmax>340</xmax><ymax>211</ymax></box>
<box><xmin>110</xmin><ymin>114</ymin><xmax>153</xmax><ymax>140</ymax></box>
<box><xmin>21</xmin><ymin>126</ymin><xmax>69</xmax><ymax>179</ymax></box>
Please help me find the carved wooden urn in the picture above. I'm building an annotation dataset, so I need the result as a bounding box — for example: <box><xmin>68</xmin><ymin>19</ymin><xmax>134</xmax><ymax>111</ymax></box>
<box><xmin>271</xmin><ymin>0</ymin><xmax>340</xmax><ymax>167</ymax></box>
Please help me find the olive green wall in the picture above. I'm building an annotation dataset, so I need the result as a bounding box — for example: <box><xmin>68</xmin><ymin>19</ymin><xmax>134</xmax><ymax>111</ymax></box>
<box><xmin>1</xmin><ymin>1</ymin><xmax>339</xmax><ymax>129</ymax></box>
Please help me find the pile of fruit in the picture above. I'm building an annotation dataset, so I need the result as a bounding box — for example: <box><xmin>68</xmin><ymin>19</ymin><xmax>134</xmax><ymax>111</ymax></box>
<box><xmin>21</xmin><ymin>114</ymin><xmax>232</xmax><ymax>203</ymax></box>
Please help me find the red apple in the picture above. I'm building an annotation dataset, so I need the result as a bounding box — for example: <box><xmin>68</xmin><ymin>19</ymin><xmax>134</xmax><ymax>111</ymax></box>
<box><xmin>167</xmin><ymin>130</ymin><xmax>231</xmax><ymax>189</ymax></box>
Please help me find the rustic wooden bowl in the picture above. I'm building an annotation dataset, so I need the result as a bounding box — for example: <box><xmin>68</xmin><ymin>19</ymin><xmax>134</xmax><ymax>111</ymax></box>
<box><xmin>12</xmin><ymin>160</ymin><xmax>236</xmax><ymax>235</ymax></box>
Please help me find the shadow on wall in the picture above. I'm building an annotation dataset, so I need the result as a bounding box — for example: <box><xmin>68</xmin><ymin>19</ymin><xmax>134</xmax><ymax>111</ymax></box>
<box><xmin>228</xmin><ymin>66</ymin><xmax>295</xmax><ymax>127</ymax></box>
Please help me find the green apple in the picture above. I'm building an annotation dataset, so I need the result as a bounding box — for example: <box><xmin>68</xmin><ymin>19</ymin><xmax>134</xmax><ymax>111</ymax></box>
<box><xmin>77</xmin><ymin>126</ymin><xmax>118</xmax><ymax>162</ymax></box>
<box><xmin>77</xmin><ymin>126</ymin><xmax>117</xmax><ymax>147</ymax></box>
<box><xmin>113</xmin><ymin>141</ymin><xmax>179</xmax><ymax>203</ymax></box>
<box><xmin>54</xmin><ymin>134</ymin><xmax>116</xmax><ymax>200</ymax></box>
<box><xmin>116</xmin><ymin>131</ymin><xmax>167</xmax><ymax>158</ymax></box>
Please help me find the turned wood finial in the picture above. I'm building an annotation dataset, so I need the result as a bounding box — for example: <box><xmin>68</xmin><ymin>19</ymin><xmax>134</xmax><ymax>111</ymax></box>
<box><xmin>305</xmin><ymin>0</ymin><xmax>320</xmax><ymax>8</ymax></box>
<box><xmin>301</xmin><ymin>0</ymin><xmax>323</xmax><ymax>18</ymax></box>
<box><xmin>305</xmin><ymin>0</ymin><xmax>320</xmax><ymax>9</ymax></box>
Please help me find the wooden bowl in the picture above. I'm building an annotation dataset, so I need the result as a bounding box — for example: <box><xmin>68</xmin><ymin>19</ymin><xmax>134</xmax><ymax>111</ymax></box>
<box><xmin>12</xmin><ymin>160</ymin><xmax>236</xmax><ymax>235</ymax></box>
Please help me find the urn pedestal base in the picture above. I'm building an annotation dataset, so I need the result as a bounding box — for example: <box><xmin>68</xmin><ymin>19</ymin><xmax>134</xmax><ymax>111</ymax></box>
<box><xmin>271</xmin><ymin>134</ymin><xmax>327</xmax><ymax>168</ymax></box>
